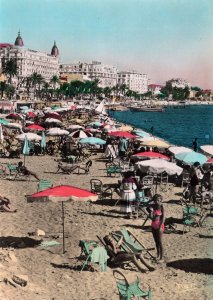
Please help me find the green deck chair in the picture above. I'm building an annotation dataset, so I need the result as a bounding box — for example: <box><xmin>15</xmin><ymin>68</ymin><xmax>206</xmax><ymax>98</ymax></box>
<box><xmin>114</xmin><ymin>270</ymin><xmax>152</xmax><ymax>300</ymax></box>
<box><xmin>7</xmin><ymin>163</ymin><xmax>17</xmax><ymax>175</ymax></box>
<box><xmin>106</xmin><ymin>163</ymin><xmax>122</xmax><ymax>177</ymax></box>
<box><xmin>111</xmin><ymin>229</ymin><xmax>144</xmax><ymax>254</ymax></box>
<box><xmin>37</xmin><ymin>179</ymin><xmax>53</xmax><ymax>192</ymax></box>
<box><xmin>79</xmin><ymin>240</ymin><xmax>108</xmax><ymax>272</ymax></box>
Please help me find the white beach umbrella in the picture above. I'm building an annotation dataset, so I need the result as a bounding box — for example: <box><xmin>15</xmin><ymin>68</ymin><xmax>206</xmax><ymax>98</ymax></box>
<box><xmin>69</xmin><ymin>130</ymin><xmax>92</xmax><ymax>139</ymax></box>
<box><xmin>67</xmin><ymin>125</ymin><xmax>84</xmax><ymax>132</ymax></box>
<box><xmin>168</xmin><ymin>146</ymin><xmax>193</xmax><ymax>155</ymax></box>
<box><xmin>16</xmin><ymin>132</ymin><xmax>42</xmax><ymax>141</ymax></box>
<box><xmin>135</xmin><ymin>159</ymin><xmax>183</xmax><ymax>176</ymax></box>
<box><xmin>4</xmin><ymin>122</ymin><xmax>23</xmax><ymax>129</ymax></box>
<box><xmin>200</xmin><ymin>145</ymin><xmax>213</xmax><ymax>156</ymax></box>
<box><xmin>0</xmin><ymin>124</ymin><xmax>4</xmax><ymax>143</ymax></box>
<box><xmin>46</xmin><ymin>128</ymin><xmax>69</xmax><ymax>136</ymax></box>
<box><xmin>44</xmin><ymin>118</ymin><xmax>62</xmax><ymax>124</ymax></box>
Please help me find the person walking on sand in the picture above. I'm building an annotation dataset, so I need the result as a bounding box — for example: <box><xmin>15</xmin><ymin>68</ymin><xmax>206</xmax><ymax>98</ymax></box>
<box><xmin>146</xmin><ymin>194</ymin><xmax>164</xmax><ymax>260</ymax></box>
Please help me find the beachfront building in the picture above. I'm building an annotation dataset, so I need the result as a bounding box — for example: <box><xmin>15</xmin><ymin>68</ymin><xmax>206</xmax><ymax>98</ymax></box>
<box><xmin>0</xmin><ymin>32</ymin><xmax>60</xmax><ymax>87</ymax></box>
<box><xmin>117</xmin><ymin>71</ymin><xmax>149</xmax><ymax>94</ymax></box>
<box><xmin>168</xmin><ymin>78</ymin><xmax>190</xmax><ymax>89</ymax></box>
<box><xmin>148</xmin><ymin>84</ymin><xmax>163</xmax><ymax>95</ymax></box>
<box><xmin>60</xmin><ymin>61</ymin><xmax>117</xmax><ymax>88</ymax></box>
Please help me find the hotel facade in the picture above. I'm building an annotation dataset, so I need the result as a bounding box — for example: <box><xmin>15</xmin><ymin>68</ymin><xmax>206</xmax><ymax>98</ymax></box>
<box><xmin>0</xmin><ymin>32</ymin><xmax>60</xmax><ymax>86</ymax></box>
<box><xmin>117</xmin><ymin>71</ymin><xmax>149</xmax><ymax>94</ymax></box>
<box><xmin>60</xmin><ymin>61</ymin><xmax>118</xmax><ymax>88</ymax></box>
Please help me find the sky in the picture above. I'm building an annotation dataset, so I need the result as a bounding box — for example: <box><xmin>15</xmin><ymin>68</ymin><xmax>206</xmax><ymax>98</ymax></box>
<box><xmin>0</xmin><ymin>0</ymin><xmax>213</xmax><ymax>89</ymax></box>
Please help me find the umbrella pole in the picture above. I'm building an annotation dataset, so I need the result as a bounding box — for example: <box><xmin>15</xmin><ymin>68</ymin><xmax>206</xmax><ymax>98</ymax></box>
<box><xmin>155</xmin><ymin>177</ymin><xmax>158</xmax><ymax>193</ymax></box>
<box><xmin>24</xmin><ymin>154</ymin><xmax>26</xmax><ymax>166</ymax></box>
<box><xmin>62</xmin><ymin>201</ymin><xmax>65</xmax><ymax>253</ymax></box>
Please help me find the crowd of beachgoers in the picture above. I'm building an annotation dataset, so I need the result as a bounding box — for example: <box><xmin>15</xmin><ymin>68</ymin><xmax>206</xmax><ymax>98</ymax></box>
<box><xmin>0</xmin><ymin>101</ymin><xmax>213</xmax><ymax>300</ymax></box>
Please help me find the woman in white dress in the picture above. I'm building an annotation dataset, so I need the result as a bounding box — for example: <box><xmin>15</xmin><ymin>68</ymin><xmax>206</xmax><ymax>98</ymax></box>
<box><xmin>120</xmin><ymin>171</ymin><xmax>137</xmax><ymax>218</ymax></box>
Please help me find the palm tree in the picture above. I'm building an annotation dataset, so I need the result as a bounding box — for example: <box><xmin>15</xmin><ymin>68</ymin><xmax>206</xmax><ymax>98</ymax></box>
<box><xmin>50</xmin><ymin>75</ymin><xmax>59</xmax><ymax>98</ymax></box>
<box><xmin>30</xmin><ymin>72</ymin><xmax>44</xmax><ymax>99</ymax></box>
<box><xmin>1</xmin><ymin>58</ymin><xmax>18</xmax><ymax>84</ymax></box>
<box><xmin>0</xmin><ymin>81</ymin><xmax>6</xmax><ymax>98</ymax></box>
<box><xmin>5</xmin><ymin>84</ymin><xmax>15</xmax><ymax>99</ymax></box>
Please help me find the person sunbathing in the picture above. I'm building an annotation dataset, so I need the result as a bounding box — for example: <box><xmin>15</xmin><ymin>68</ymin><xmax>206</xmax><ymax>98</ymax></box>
<box><xmin>17</xmin><ymin>161</ymin><xmax>40</xmax><ymax>181</ymax></box>
<box><xmin>0</xmin><ymin>196</ymin><xmax>17</xmax><ymax>212</ymax></box>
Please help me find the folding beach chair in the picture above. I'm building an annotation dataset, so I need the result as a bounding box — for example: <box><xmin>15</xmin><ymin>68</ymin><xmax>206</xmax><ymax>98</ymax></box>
<box><xmin>113</xmin><ymin>270</ymin><xmax>152</xmax><ymax>300</ymax></box>
<box><xmin>79</xmin><ymin>240</ymin><xmax>108</xmax><ymax>272</ymax></box>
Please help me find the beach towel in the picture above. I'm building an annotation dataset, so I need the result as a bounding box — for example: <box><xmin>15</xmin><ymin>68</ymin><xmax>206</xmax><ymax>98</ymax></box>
<box><xmin>38</xmin><ymin>240</ymin><xmax>61</xmax><ymax>248</ymax></box>
<box><xmin>90</xmin><ymin>246</ymin><xmax>109</xmax><ymax>271</ymax></box>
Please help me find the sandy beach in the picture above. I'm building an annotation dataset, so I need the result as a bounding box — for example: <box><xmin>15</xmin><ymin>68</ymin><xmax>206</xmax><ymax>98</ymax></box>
<box><xmin>0</xmin><ymin>152</ymin><xmax>212</xmax><ymax>300</ymax></box>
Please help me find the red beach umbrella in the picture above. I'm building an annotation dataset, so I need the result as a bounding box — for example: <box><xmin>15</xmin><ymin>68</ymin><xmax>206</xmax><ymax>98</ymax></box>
<box><xmin>27</xmin><ymin>112</ymin><xmax>36</xmax><ymax>118</ymax></box>
<box><xmin>132</xmin><ymin>151</ymin><xmax>170</xmax><ymax>160</ymax></box>
<box><xmin>27</xmin><ymin>185</ymin><xmax>98</xmax><ymax>253</ymax></box>
<box><xmin>108</xmin><ymin>131</ymin><xmax>136</xmax><ymax>139</ymax></box>
<box><xmin>26</xmin><ymin>124</ymin><xmax>45</xmax><ymax>131</ymax></box>
<box><xmin>207</xmin><ymin>158</ymin><xmax>213</xmax><ymax>163</ymax></box>
<box><xmin>6</xmin><ymin>113</ymin><xmax>22</xmax><ymax>120</ymax></box>
<box><xmin>45</xmin><ymin>113</ymin><xmax>61</xmax><ymax>120</ymax></box>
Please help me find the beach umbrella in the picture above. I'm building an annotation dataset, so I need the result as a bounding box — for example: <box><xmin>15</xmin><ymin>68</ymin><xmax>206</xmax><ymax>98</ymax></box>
<box><xmin>0</xmin><ymin>119</ymin><xmax>9</xmax><ymax>125</ymax></box>
<box><xmin>27</xmin><ymin>185</ymin><xmax>98</xmax><ymax>253</ymax></box>
<box><xmin>118</xmin><ymin>125</ymin><xmax>133</xmax><ymax>132</ymax></box>
<box><xmin>132</xmin><ymin>151</ymin><xmax>170</xmax><ymax>161</ymax></box>
<box><xmin>0</xmin><ymin>124</ymin><xmax>4</xmax><ymax>143</ymax></box>
<box><xmin>141</xmin><ymin>138</ymin><xmax>170</xmax><ymax>148</ymax></box>
<box><xmin>45</xmin><ymin>112</ymin><xmax>61</xmax><ymax>120</ymax></box>
<box><xmin>79</xmin><ymin>137</ymin><xmax>106</xmax><ymax>145</ymax></box>
<box><xmin>175</xmin><ymin>151</ymin><xmax>207</xmax><ymax>165</ymax></box>
<box><xmin>46</xmin><ymin>128</ymin><xmax>69</xmax><ymax>136</ymax></box>
<box><xmin>102</xmin><ymin>124</ymin><xmax>117</xmax><ymax>132</ymax></box>
<box><xmin>69</xmin><ymin>130</ymin><xmax>92</xmax><ymax>139</ymax></box>
<box><xmin>5</xmin><ymin>122</ymin><xmax>23</xmax><ymax>130</ymax></box>
<box><xmin>16</xmin><ymin>132</ymin><xmax>42</xmax><ymax>141</ymax></box>
<box><xmin>26</xmin><ymin>124</ymin><xmax>45</xmax><ymax>131</ymax></box>
<box><xmin>44</xmin><ymin>118</ymin><xmax>62</xmax><ymax>124</ymax></box>
<box><xmin>67</xmin><ymin>124</ymin><xmax>84</xmax><ymax>131</ymax></box>
<box><xmin>134</xmin><ymin>131</ymin><xmax>151</xmax><ymax>138</ymax></box>
<box><xmin>41</xmin><ymin>131</ymin><xmax>46</xmax><ymax>150</ymax></box>
<box><xmin>168</xmin><ymin>146</ymin><xmax>193</xmax><ymax>155</ymax></box>
<box><xmin>22</xmin><ymin>135</ymin><xmax>30</xmax><ymax>165</ymax></box>
<box><xmin>135</xmin><ymin>159</ymin><xmax>183</xmax><ymax>176</ymax></box>
<box><xmin>6</xmin><ymin>113</ymin><xmax>22</xmax><ymax>120</ymax></box>
<box><xmin>88</xmin><ymin>121</ymin><xmax>102</xmax><ymax>127</ymax></box>
<box><xmin>108</xmin><ymin>131</ymin><xmax>136</xmax><ymax>139</ymax></box>
<box><xmin>200</xmin><ymin>145</ymin><xmax>213</xmax><ymax>156</ymax></box>
<box><xmin>206</xmin><ymin>158</ymin><xmax>213</xmax><ymax>164</ymax></box>
<box><xmin>27</xmin><ymin>112</ymin><xmax>36</xmax><ymax>118</ymax></box>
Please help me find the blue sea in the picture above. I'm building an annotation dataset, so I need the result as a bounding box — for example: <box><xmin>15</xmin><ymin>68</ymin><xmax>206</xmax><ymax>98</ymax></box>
<box><xmin>109</xmin><ymin>105</ymin><xmax>213</xmax><ymax>148</ymax></box>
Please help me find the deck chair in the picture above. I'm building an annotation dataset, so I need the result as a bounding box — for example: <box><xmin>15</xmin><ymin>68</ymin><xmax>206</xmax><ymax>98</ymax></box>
<box><xmin>135</xmin><ymin>190</ymin><xmax>151</xmax><ymax>221</ymax></box>
<box><xmin>110</xmin><ymin>229</ymin><xmax>155</xmax><ymax>271</ymax></box>
<box><xmin>181</xmin><ymin>170</ymin><xmax>190</xmax><ymax>187</ymax></box>
<box><xmin>37</xmin><ymin>179</ymin><xmax>53</xmax><ymax>192</ymax></box>
<box><xmin>90</xmin><ymin>179</ymin><xmax>113</xmax><ymax>200</ymax></box>
<box><xmin>106</xmin><ymin>163</ymin><xmax>122</xmax><ymax>177</ymax></box>
<box><xmin>56</xmin><ymin>162</ymin><xmax>79</xmax><ymax>174</ymax></box>
<box><xmin>7</xmin><ymin>163</ymin><xmax>17</xmax><ymax>176</ymax></box>
<box><xmin>141</xmin><ymin>175</ymin><xmax>154</xmax><ymax>190</ymax></box>
<box><xmin>113</xmin><ymin>270</ymin><xmax>152</xmax><ymax>300</ymax></box>
<box><xmin>79</xmin><ymin>240</ymin><xmax>108</xmax><ymax>272</ymax></box>
<box><xmin>76</xmin><ymin>160</ymin><xmax>92</xmax><ymax>175</ymax></box>
<box><xmin>182</xmin><ymin>208</ymin><xmax>208</xmax><ymax>234</ymax></box>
